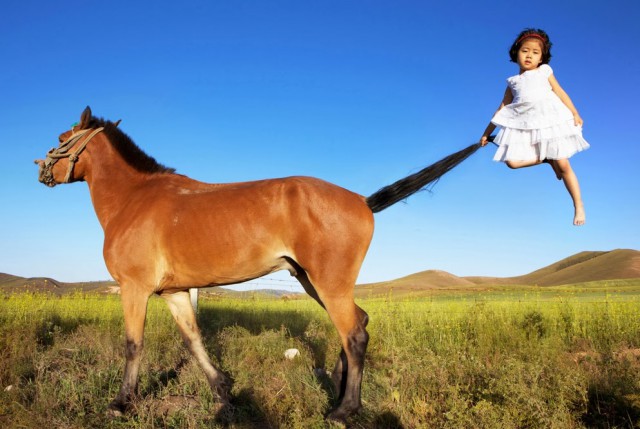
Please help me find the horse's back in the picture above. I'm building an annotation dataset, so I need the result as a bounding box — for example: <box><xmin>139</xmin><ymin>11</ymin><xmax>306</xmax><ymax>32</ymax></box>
<box><xmin>157</xmin><ymin>174</ymin><xmax>372</xmax><ymax>226</ymax></box>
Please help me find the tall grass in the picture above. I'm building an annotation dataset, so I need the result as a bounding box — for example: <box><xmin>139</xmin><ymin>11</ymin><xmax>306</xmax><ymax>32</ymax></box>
<box><xmin>1</xmin><ymin>290</ymin><xmax>639</xmax><ymax>428</ymax></box>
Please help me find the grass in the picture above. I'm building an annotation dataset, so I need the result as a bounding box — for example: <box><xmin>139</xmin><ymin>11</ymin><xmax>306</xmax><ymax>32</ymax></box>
<box><xmin>1</xmin><ymin>286</ymin><xmax>639</xmax><ymax>428</ymax></box>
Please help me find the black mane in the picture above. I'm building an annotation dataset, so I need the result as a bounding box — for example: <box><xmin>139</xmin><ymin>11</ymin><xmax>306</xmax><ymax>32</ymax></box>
<box><xmin>86</xmin><ymin>116</ymin><xmax>176</xmax><ymax>174</ymax></box>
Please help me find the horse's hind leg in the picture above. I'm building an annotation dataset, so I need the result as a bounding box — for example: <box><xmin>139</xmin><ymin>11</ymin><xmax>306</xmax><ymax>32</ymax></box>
<box><xmin>294</xmin><ymin>268</ymin><xmax>325</xmax><ymax>309</ymax></box>
<box><xmin>320</xmin><ymin>294</ymin><xmax>369</xmax><ymax>423</ymax></box>
<box><xmin>331</xmin><ymin>304</ymin><xmax>368</xmax><ymax>398</ymax></box>
<box><xmin>108</xmin><ymin>286</ymin><xmax>151</xmax><ymax>416</ymax></box>
<box><xmin>296</xmin><ymin>262</ymin><xmax>369</xmax><ymax>401</ymax></box>
<box><xmin>161</xmin><ymin>290</ymin><xmax>230</xmax><ymax>404</ymax></box>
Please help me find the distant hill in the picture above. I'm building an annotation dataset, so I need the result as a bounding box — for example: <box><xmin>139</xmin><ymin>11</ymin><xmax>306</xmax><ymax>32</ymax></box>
<box><xmin>465</xmin><ymin>249</ymin><xmax>640</xmax><ymax>286</ymax></box>
<box><xmin>357</xmin><ymin>249</ymin><xmax>640</xmax><ymax>296</ymax></box>
<box><xmin>0</xmin><ymin>273</ymin><xmax>22</xmax><ymax>284</ymax></box>
<box><xmin>0</xmin><ymin>274</ymin><xmax>293</xmax><ymax>298</ymax></box>
<box><xmin>358</xmin><ymin>269</ymin><xmax>476</xmax><ymax>293</ymax></box>
<box><xmin>0</xmin><ymin>274</ymin><xmax>116</xmax><ymax>295</ymax></box>
<box><xmin>3</xmin><ymin>249</ymin><xmax>639</xmax><ymax>297</ymax></box>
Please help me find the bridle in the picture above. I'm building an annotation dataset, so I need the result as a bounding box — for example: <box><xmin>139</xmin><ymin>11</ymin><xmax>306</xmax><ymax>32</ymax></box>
<box><xmin>39</xmin><ymin>127</ymin><xmax>104</xmax><ymax>187</ymax></box>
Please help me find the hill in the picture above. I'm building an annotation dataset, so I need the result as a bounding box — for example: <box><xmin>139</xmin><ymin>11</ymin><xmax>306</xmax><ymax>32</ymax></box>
<box><xmin>356</xmin><ymin>269</ymin><xmax>477</xmax><ymax>296</ymax></box>
<box><xmin>357</xmin><ymin>249</ymin><xmax>640</xmax><ymax>296</ymax></box>
<box><xmin>0</xmin><ymin>274</ymin><xmax>290</xmax><ymax>298</ymax></box>
<box><xmin>3</xmin><ymin>249</ymin><xmax>638</xmax><ymax>297</ymax></box>
<box><xmin>465</xmin><ymin>249</ymin><xmax>640</xmax><ymax>286</ymax></box>
<box><xmin>0</xmin><ymin>274</ymin><xmax>116</xmax><ymax>295</ymax></box>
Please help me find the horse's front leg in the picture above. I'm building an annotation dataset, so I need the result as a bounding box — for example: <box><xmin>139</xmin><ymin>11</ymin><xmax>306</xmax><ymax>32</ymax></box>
<box><xmin>107</xmin><ymin>286</ymin><xmax>150</xmax><ymax>417</ymax></box>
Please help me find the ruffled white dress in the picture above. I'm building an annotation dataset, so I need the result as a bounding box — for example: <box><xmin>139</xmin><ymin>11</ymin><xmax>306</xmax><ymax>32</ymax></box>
<box><xmin>492</xmin><ymin>64</ymin><xmax>589</xmax><ymax>161</ymax></box>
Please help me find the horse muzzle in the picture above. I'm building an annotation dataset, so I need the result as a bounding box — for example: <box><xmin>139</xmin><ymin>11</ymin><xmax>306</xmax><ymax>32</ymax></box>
<box><xmin>35</xmin><ymin>158</ymin><xmax>58</xmax><ymax>187</ymax></box>
<box><xmin>35</xmin><ymin>127</ymin><xmax>104</xmax><ymax>188</ymax></box>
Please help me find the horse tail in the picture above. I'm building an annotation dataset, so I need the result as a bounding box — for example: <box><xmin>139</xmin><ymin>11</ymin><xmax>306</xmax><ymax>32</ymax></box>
<box><xmin>365</xmin><ymin>143</ymin><xmax>481</xmax><ymax>213</ymax></box>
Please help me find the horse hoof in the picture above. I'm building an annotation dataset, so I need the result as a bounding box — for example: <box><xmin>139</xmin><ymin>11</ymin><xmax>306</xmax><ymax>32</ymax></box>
<box><xmin>106</xmin><ymin>407</ymin><xmax>125</xmax><ymax>419</ymax></box>
<box><xmin>327</xmin><ymin>402</ymin><xmax>361</xmax><ymax>426</ymax></box>
<box><xmin>106</xmin><ymin>400</ymin><xmax>127</xmax><ymax>418</ymax></box>
<box><xmin>211</xmin><ymin>397</ymin><xmax>235</xmax><ymax>423</ymax></box>
<box><xmin>326</xmin><ymin>410</ymin><xmax>348</xmax><ymax>427</ymax></box>
<box><xmin>326</xmin><ymin>416</ymin><xmax>347</xmax><ymax>427</ymax></box>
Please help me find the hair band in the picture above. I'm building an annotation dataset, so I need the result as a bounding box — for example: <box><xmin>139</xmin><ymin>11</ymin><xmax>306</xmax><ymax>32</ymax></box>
<box><xmin>517</xmin><ymin>33</ymin><xmax>546</xmax><ymax>46</ymax></box>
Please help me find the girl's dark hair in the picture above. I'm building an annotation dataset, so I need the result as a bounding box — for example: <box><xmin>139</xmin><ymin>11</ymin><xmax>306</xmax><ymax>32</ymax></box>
<box><xmin>509</xmin><ymin>28</ymin><xmax>552</xmax><ymax>64</ymax></box>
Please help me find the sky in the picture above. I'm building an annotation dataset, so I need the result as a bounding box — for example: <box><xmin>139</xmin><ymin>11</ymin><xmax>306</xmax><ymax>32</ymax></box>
<box><xmin>1</xmin><ymin>0</ymin><xmax>638</xmax><ymax>292</ymax></box>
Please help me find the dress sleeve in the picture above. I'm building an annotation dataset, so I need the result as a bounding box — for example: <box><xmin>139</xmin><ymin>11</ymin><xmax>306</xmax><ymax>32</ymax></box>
<box><xmin>540</xmin><ymin>64</ymin><xmax>553</xmax><ymax>77</ymax></box>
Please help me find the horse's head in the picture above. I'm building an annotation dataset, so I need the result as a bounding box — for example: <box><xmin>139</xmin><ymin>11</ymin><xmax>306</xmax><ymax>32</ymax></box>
<box><xmin>35</xmin><ymin>106</ymin><xmax>109</xmax><ymax>187</ymax></box>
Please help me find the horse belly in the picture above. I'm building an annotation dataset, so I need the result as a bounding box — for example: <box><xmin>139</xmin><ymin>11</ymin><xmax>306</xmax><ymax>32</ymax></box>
<box><xmin>157</xmin><ymin>210</ymin><xmax>291</xmax><ymax>288</ymax></box>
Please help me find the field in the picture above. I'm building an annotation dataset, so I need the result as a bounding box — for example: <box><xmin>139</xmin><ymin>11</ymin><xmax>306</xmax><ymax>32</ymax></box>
<box><xmin>1</xmin><ymin>282</ymin><xmax>639</xmax><ymax>428</ymax></box>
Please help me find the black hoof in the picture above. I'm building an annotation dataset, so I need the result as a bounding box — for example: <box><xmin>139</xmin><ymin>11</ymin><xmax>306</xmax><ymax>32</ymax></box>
<box><xmin>106</xmin><ymin>397</ymin><xmax>130</xmax><ymax>418</ymax></box>
<box><xmin>106</xmin><ymin>404</ymin><xmax>125</xmax><ymax>418</ymax></box>
<box><xmin>326</xmin><ymin>405</ymin><xmax>359</xmax><ymax>426</ymax></box>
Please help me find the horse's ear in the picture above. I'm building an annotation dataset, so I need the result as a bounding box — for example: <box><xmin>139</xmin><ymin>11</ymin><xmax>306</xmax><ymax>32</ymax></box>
<box><xmin>79</xmin><ymin>106</ymin><xmax>92</xmax><ymax>128</ymax></box>
<box><xmin>113</xmin><ymin>119</ymin><xmax>122</xmax><ymax>127</ymax></box>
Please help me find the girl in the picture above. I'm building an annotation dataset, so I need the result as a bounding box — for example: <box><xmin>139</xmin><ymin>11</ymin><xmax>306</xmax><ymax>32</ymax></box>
<box><xmin>480</xmin><ymin>28</ymin><xmax>590</xmax><ymax>226</ymax></box>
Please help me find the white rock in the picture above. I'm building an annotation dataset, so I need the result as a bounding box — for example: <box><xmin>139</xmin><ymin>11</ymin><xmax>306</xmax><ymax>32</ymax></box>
<box><xmin>284</xmin><ymin>348</ymin><xmax>300</xmax><ymax>360</ymax></box>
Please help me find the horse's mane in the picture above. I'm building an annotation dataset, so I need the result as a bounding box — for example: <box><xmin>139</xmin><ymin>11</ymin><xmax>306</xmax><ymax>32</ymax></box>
<box><xmin>86</xmin><ymin>116</ymin><xmax>176</xmax><ymax>174</ymax></box>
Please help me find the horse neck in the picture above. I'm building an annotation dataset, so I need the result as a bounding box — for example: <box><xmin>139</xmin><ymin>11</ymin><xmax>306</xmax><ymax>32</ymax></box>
<box><xmin>83</xmin><ymin>137</ymin><xmax>149</xmax><ymax>230</ymax></box>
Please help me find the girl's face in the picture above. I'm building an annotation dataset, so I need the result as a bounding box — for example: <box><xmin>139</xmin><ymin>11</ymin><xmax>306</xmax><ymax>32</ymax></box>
<box><xmin>517</xmin><ymin>39</ymin><xmax>544</xmax><ymax>72</ymax></box>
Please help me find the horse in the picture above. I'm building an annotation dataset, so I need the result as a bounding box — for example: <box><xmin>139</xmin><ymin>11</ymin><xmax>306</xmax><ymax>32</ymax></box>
<box><xmin>35</xmin><ymin>106</ymin><xmax>479</xmax><ymax>423</ymax></box>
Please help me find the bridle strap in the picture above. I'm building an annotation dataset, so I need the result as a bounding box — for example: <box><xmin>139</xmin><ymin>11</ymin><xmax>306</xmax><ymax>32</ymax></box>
<box><xmin>43</xmin><ymin>127</ymin><xmax>104</xmax><ymax>184</ymax></box>
<box><xmin>62</xmin><ymin>127</ymin><xmax>104</xmax><ymax>182</ymax></box>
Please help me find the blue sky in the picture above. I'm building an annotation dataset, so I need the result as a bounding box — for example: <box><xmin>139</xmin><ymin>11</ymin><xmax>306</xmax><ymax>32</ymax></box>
<box><xmin>1</xmin><ymin>0</ymin><xmax>638</xmax><ymax>289</ymax></box>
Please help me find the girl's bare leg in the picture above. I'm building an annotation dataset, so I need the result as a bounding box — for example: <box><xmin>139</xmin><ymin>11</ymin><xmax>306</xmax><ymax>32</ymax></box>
<box><xmin>546</xmin><ymin>159</ymin><xmax>563</xmax><ymax>180</ymax></box>
<box><xmin>554</xmin><ymin>159</ymin><xmax>585</xmax><ymax>226</ymax></box>
<box><xmin>506</xmin><ymin>159</ymin><xmax>562</xmax><ymax>179</ymax></box>
<box><xmin>505</xmin><ymin>159</ymin><xmax>542</xmax><ymax>169</ymax></box>
<box><xmin>505</xmin><ymin>158</ymin><xmax>585</xmax><ymax>225</ymax></box>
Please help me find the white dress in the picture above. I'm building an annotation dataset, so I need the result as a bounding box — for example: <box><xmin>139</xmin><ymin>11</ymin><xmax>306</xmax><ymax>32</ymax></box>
<box><xmin>492</xmin><ymin>64</ymin><xmax>589</xmax><ymax>161</ymax></box>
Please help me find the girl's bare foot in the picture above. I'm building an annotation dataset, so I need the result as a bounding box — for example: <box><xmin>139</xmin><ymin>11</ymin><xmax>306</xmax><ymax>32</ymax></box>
<box><xmin>574</xmin><ymin>204</ymin><xmax>586</xmax><ymax>226</ymax></box>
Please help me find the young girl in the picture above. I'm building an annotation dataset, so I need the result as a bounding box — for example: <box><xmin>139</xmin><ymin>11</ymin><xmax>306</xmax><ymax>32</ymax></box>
<box><xmin>480</xmin><ymin>28</ymin><xmax>590</xmax><ymax>226</ymax></box>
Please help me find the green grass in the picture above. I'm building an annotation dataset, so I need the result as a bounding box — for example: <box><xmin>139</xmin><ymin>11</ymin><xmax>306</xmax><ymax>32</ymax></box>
<box><xmin>1</xmin><ymin>288</ymin><xmax>639</xmax><ymax>428</ymax></box>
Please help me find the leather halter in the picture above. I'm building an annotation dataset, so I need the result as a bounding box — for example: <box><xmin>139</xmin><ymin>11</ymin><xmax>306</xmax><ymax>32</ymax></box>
<box><xmin>40</xmin><ymin>127</ymin><xmax>104</xmax><ymax>187</ymax></box>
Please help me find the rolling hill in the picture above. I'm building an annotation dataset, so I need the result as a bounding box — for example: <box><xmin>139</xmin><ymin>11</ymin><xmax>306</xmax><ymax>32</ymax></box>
<box><xmin>0</xmin><ymin>274</ymin><xmax>116</xmax><ymax>295</ymax></box>
<box><xmin>2</xmin><ymin>249</ymin><xmax>638</xmax><ymax>296</ymax></box>
<box><xmin>356</xmin><ymin>249</ymin><xmax>640</xmax><ymax>295</ymax></box>
<box><xmin>465</xmin><ymin>249</ymin><xmax>640</xmax><ymax>286</ymax></box>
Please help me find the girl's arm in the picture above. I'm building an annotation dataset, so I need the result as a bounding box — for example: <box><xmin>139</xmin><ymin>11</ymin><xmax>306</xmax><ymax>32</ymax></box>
<box><xmin>480</xmin><ymin>86</ymin><xmax>512</xmax><ymax>146</ymax></box>
<box><xmin>549</xmin><ymin>74</ymin><xmax>583</xmax><ymax>126</ymax></box>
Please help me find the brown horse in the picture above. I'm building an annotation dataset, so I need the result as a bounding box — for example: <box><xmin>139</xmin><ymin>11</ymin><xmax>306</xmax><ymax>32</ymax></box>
<box><xmin>36</xmin><ymin>106</ymin><xmax>479</xmax><ymax>423</ymax></box>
